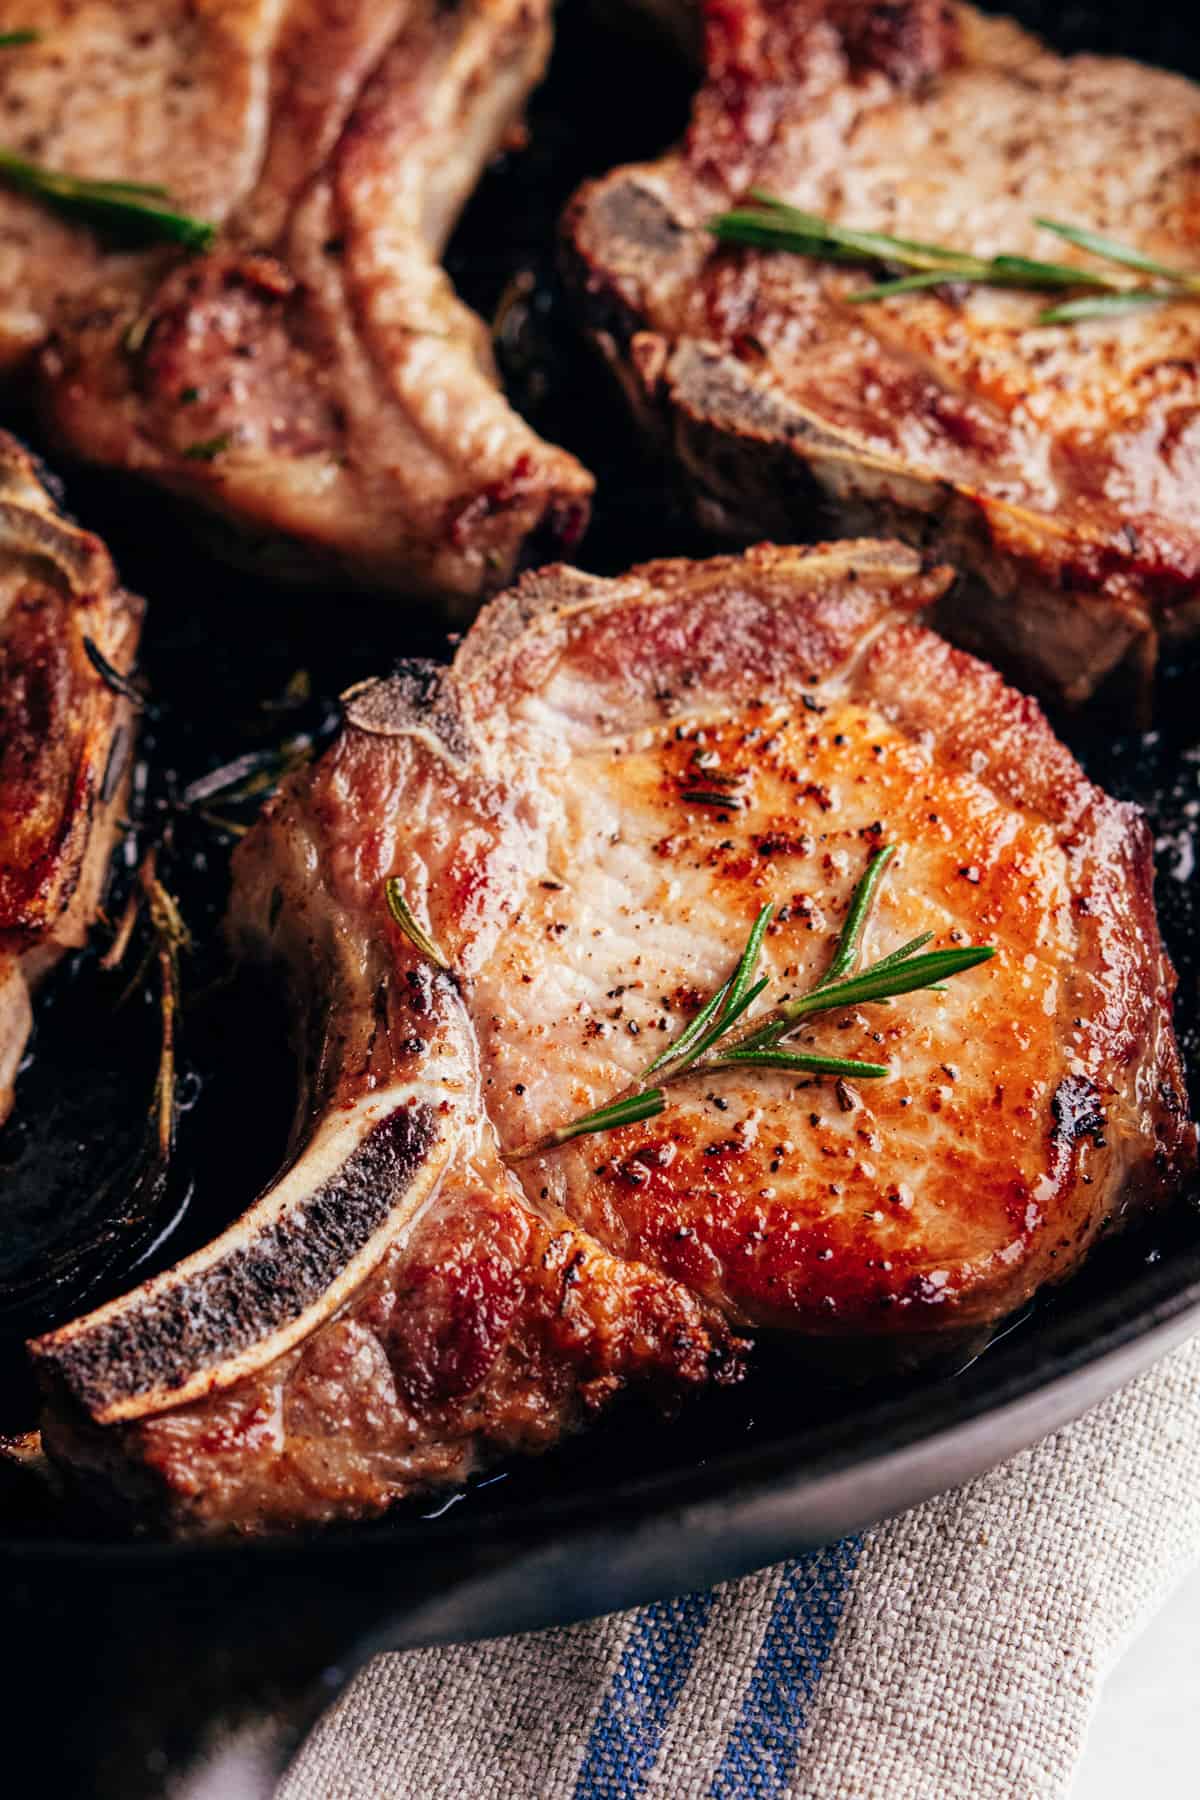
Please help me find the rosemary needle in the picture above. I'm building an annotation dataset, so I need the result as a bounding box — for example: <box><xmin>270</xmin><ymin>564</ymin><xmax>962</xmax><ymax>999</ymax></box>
<box><xmin>182</xmin><ymin>433</ymin><xmax>233</xmax><ymax>462</ymax></box>
<box><xmin>82</xmin><ymin>634</ymin><xmax>148</xmax><ymax>709</ymax></box>
<box><xmin>384</xmin><ymin>878</ymin><xmax>452</xmax><ymax>973</ymax></box>
<box><xmin>680</xmin><ymin>788</ymin><xmax>746</xmax><ymax>809</ymax></box>
<box><xmin>532</xmin><ymin>1089</ymin><xmax>667</xmax><ymax>1154</ymax></box>
<box><xmin>0</xmin><ymin>147</ymin><xmax>215</xmax><ymax>249</ymax></box>
<box><xmin>708</xmin><ymin>195</ymin><xmax>1200</xmax><ymax>325</ymax></box>
<box><xmin>817</xmin><ymin>841</ymin><xmax>895</xmax><ymax>986</ymax></box>
<box><xmin>505</xmin><ymin>846</ymin><xmax>995</xmax><ymax>1161</ymax></box>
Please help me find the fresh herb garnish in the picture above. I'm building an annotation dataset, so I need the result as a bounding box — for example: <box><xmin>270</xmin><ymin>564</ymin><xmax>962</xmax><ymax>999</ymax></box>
<box><xmin>708</xmin><ymin>193</ymin><xmax>1200</xmax><ymax>325</ymax></box>
<box><xmin>82</xmin><ymin>633</ymin><xmax>148</xmax><ymax>709</ymax></box>
<box><xmin>0</xmin><ymin>29</ymin><xmax>37</xmax><ymax>46</ymax></box>
<box><xmin>181</xmin><ymin>736</ymin><xmax>313</xmax><ymax>809</ymax></box>
<box><xmin>0</xmin><ymin>148</ymin><xmax>215</xmax><ymax>249</ymax></box>
<box><xmin>680</xmin><ymin>788</ymin><xmax>746</xmax><ymax>809</ymax></box>
<box><xmin>182</xmin><ymin>432</ymin><xmax>232</xmax><ymax>461</ymax></box>
<box><xmin>139</xmin><ymin>857</ymin><xmax>187</xmax><ymax>1167</ymax></box>
<box><xmin>505</xmin><ymin>845</ymin><xmax>994</xmax><ymax>1161</ymax></box>
<box><xmin>529</xmin><ymin>1089</ymin><xmax>668</xmax><ymax>1152</ymax></box>
<box><xmin>384</xmin><ymin>877</ymin><xmax>452</xmax><ymax>972</ymax></box>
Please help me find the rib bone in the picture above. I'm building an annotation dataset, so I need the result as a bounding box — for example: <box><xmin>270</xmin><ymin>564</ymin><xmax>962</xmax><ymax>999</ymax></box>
<box><xmin>32</xmin><ymin>1076</ymin><xmax>466</xmax><ymax>1424</ymax></box>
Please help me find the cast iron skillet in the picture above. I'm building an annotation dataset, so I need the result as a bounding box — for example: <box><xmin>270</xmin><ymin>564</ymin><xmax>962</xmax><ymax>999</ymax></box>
<box><xmin>2</xmin><ymin>4</ymin><xmax>1199</xmax><ymax>1792</ymax></box>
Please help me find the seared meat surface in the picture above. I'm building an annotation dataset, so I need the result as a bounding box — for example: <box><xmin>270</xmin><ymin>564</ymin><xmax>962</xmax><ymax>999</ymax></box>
<box><xmin>33</xmin><ymin>542</ymin><xmax>1192</xmax><ymax>1533</ymax></box>
<box><xmin>0</xmin><ymin>434</ymin><xmax>142</xmax><ymax>1121</ymax></box>
<box><xmin>566</xmin><ymin>0</ymin><xmax>1200</xmax><ymax>703</ymax></box>
<box><xmin>0</xmin><ymin>1</ymin><xmax>591</xmax><ymax>604</ymax></box>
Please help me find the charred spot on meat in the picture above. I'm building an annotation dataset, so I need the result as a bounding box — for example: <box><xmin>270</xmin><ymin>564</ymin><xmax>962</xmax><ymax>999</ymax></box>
<box><xmin>564</xmin><ymin>0</ymin><xmax>1200</xmax><ymax>704</ymax></box>
<box><xmin>0</xmin><ymin>432</ymin><xmax>143</xmax><ymax>1123</ymax></box>
<box><xmin>30</xmin><ymin>542</ymin><xmax>1194</xmax><ymax>1534</ymax></box>
<box><xmin>0</xmin><ymin>2</ymin><xmax>592</xmax><ymax>606</ymax></box>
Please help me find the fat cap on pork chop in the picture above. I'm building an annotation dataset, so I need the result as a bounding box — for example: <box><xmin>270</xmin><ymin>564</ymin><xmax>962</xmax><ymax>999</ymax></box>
<box><xmin>0</xmin><ymin>1</ymin><xmax>591</xmax><ymax>605</ymax></box>
<box><xmin>0</xmin><ymin>435</ymin><xmax>142</xmax><ymax>1121</ymax></box>
<box><xmin>33</xmin><ymin>540</ymin><xmax>1193</xmax><ymax>1533</ymax></box>
<box><xmin>565</xmin><ymin>0</ymin><xmax>1200</xmax><ymax>703</ymax></box>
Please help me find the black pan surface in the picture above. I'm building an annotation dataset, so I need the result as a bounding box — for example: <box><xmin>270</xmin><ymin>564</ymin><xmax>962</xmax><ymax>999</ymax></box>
<box><xmin>1</xmin><ymin>4</ymin><xmax>1198</xmax><ymax>1792</ymax></box>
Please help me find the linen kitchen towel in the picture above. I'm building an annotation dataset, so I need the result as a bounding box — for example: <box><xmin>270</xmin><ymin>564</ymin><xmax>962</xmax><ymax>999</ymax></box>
<box><xmin>182</xmin><ymin>1335</ymin><xmax>1200</xmax><ymax>1800</ymax></box>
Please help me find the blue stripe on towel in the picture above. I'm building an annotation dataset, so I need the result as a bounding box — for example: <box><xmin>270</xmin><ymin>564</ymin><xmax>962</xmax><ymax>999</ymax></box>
<box><xmin>574</xmin><ymin>1590</ymin><xmax>715</xmax><ymax>1798</ymax></box>
<box><xmin>708</xmin><ymin>1537</ymin><xmax>863</xmax><ymax>1799</ymax></box>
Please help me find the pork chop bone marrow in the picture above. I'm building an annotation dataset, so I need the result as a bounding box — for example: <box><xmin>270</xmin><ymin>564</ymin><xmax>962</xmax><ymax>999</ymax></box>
<box><xmin>32</xmin><ymin>540</ymin><xmax>1196</xmax><ymax>1531</ymax></box>
<box><xmin>565</xmin><ymin>0</ymin><xmax>1200</xmax><ymax>703</ymax></box>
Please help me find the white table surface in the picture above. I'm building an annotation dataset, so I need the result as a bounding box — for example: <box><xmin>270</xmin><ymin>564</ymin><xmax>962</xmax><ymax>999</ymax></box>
<box><xmin>1073</xmin><ymin>1560</ymin><xmax>1200</xmax><ymax>1796</ymax></box>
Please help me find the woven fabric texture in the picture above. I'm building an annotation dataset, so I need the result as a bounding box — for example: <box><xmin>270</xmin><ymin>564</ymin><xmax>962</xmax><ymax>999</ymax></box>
<box><xmin>270</xmin><ymin>1334</ymin><xmax>1200</xmax><ymax>1800</ymax></box>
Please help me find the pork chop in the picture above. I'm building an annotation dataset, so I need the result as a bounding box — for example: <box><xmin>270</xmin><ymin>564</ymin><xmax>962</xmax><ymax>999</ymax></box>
<box><xmin>0</xmin><ymin>2</ymin><xmax>591</xmax><ymax>605</ymax></box>
<box><xmin>0</xmin><ymin>434</ymin><xmax>142</xmax><ymax>1120</ymax></box>
<box><xmin>565</xmin><ymin>0</ymin><xmax>1200</xmax><ymax>703</ymax></box>
<box><xmin>32</xmin><ymin>541</ymin><xmax>1193</xmax><ymax>1533</ymax></box>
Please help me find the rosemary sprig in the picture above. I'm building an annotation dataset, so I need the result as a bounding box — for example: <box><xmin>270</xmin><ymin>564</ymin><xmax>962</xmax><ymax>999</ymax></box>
<box><xmin>141</xmin><ymin>856</ymin><xmax>188</xmax><ymax>1165</ymax></box>
<box><xmin>708</xmin><ymin>193</ymin><xmax>1200</xmax><ymax>325</ymax></box>
<box><xmin>728</xmin><ymin>945</ymin><xmax>992</xmax><ymax>1057</ymax></box>
<box><xmin>817</xmin><ymin>841</ymin><xmax>896</xmax><ymax>986</ymax></box>
<box><xmin>384</xmin><ymin>877</ymin><xmax>452</xmax><ymax>973</ymax></box>
<box><xmin>183</xmin><ymin>432</ymin><xmax>232</xmax><ymax>461</ymax></box>
<box><xmin>680</xmin><ymin>788</ymin><xmax>746</xmax><ymax>809</ymax></box>
<box><xmin>641</xmin><ymin>901</ymin><xmax>774</xmax><ymax>1078</ymax></box>
<box><xmin>82</xmin><ymin>633</ymin><xmax>149</xmax><ymax>710</ymax></box>
<box><xmin>99</xmin><ymin>880</ymin><xmax>142</xmax><ymax>974</ymax></box>
<box><xmin>529</xmin><ymin>1089</ymin><xmax>668</xmax><ymax>1155</ymax></box>
<box><xmin>181</xmin><ymin>735</ymin><xmax>313</xmax><ymax>809</ymax></box>
<box><xmin>0</xmin><ymin>148</ymin><xmax>215</xmax><ymax>249</ymax></box>
<box><xmin>504</xmin><ymin>846</ymin><xmax>994</xmax><ymax>1162</ymax></box>
<box><xmin>1033</xmin><ymin>217</ymin><xmax>1187</xmax><ymax>281</ymax></box>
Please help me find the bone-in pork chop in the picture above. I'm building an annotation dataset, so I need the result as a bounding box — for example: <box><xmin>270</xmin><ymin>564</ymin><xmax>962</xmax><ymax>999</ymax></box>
<box><xmin>565</xmin><ymin>0</ymin><xmax>1200</xmax><ymax>702</ymax></box>
<box><xmin>0</xmin><ymin>435</ymin><xmax>142</xmax><ymax>1121</ymax></box>
<box><xmin>32</xmin><ymin>542</ymin><xmax>1193</xmax><ymax>1532</ymax></box>
<box><xmin>0</xmin><ymin>2</ymin><xmax>591</xmax><ymax>604</ymax></box>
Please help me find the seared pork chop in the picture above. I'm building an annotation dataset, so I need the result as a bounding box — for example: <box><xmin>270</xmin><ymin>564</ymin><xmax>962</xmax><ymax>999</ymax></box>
<box><xmin>0</xmin><ymin>435</ymin><xmax>142</xmax><ymax>1120</ymax></box>
<box><xmin>565</xmin><ymin>0</ymin><xmax>1200</xmax><ymax>703</ymax></box>
<box><xmin>33</xmin><ymin>542</ymin><xmax>1192</xmax><ymax>1533</ymax></box>
<box><xmin>0</xmin><ymin>1</ymin><xmax>591</xmax><ymax>604</ymax></box>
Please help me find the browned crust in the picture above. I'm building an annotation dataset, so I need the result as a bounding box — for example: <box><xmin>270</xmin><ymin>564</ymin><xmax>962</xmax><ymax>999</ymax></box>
<box><xmin>359</xmin><ymin>541</ymin><xmax>1193</xmax><ymax>1331</ymax></box>
<box><xmin>40</xmin><ymin>1188</ymin><xmax>749</xmax><ymax>1536</ymax></box>
<box><xmin>415</xmin><ymin>538</ymin><xmax>956</xmax><ymax>749</ymax></box>
<box><xmin>31</xmin><ymin>0</ymin><xmax>593</xmax><ymax>606</ymax></box>
<box><xmin>562</xmin><ymin>0</ymin><xmax>1200</xmax><ymax>704</ymax></box>
<box><xmin>32</xmin><ymin>542</ymin><xmax>1195</xmax><ymax>1531</ymax></box>
<box><xmin>843</xmin><ymin>616</ymin><xmax>1192</xmax><ymax>1317</ymax></box>
<box><xmin>0</xmin><ymin>432</ymin><xmax>142</xmax><ymax>1119</ymax></box>
<box><xmin>0</xmin><ymin>438</ymin><xmax>142</xmax><ymax>948</ymax></box>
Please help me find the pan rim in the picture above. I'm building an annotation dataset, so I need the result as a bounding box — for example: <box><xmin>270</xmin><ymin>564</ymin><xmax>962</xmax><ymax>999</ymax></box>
<box><xmin>5</xmin><ymin>1223</ymin><xmax>1196</xmax><ymax>1578</ymax></box>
